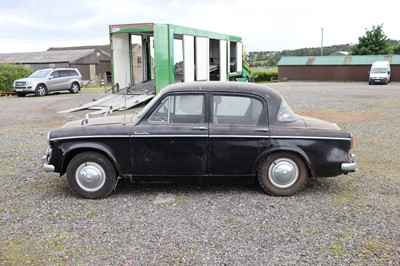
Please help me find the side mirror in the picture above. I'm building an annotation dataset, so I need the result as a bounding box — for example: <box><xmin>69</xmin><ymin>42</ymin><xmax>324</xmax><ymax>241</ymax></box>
<box><xmin>388</xmin><ymin>71</ymin><xmax>390</xmax><ymax>74</ymax></box>
<box><xmin>48</xmin><ymin>76</ymin><xmax>53</xmax><ymax>80</ymax></box>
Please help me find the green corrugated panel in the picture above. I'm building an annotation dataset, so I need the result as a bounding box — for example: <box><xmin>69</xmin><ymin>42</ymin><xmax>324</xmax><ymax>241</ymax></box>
<box><xmin>313</xmin><ymin>56</ymin><xmax>345</xmax><ymax>65</ymax></box>
<box><xmin>350</xmin><ymin>55</ymin><xmax>385</xmax><ymax>65</ymax></box>
<box><xmin>277</xmin><ymin>56</ymin><xmax>309</xmax><ymax>66</ymax></box>
<box><xmin>391</xmin><ymin>55</ymin><xmax>400</xmax><ymax>64</ymax></box>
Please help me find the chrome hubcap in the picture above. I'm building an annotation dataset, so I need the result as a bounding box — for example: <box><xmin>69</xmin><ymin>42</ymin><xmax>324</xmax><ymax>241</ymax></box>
<box><xmin>38</xmin><ymin>87</ymin><xmax>45</xmax><ymax>95</ymax></box>
<box><xmin>76</xmin><ymin>162</ymin><xmax>106</xmax><ymax>192</ymax></box>
<box><xmin>268</xmin><ymin>158</ymin><xmax>299</xmax><ymax>188</ymax></box>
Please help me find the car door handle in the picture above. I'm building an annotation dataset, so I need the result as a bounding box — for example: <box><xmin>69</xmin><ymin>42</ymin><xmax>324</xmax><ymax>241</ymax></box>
<box><xmin>254</xmin><ymin>128</ymin><xmax>269</xmax><ymax>132</ymax></box>
<box><xmin>192</xmin><ymin>126</ymin><xmax>208</xmax><ymax>130</ymax></box>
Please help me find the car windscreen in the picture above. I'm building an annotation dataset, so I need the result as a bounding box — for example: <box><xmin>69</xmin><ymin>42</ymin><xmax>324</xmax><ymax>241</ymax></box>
<box><xmin>371</xmin><ymin>67</ymin><xmax>387</xmax><ymax>74</ymax></box>
<box><xmin>29</xmin><ymin>69</ymin><xmax>52</xmax><ymax>78</ymax></box>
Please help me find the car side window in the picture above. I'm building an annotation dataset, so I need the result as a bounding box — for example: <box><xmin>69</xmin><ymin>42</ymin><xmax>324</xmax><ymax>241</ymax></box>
<box><xmin>69</xmin><ymin>70</ymin><xmax>78</xmax><ymax>76</ymax></box>
<box><xmin>51</xmin><ymin>71</ymin><xmax>59</xmax><ymax>78</ymax></box>
<box><xmin>148</xmin><ymin>94</ymin><xmax>205</xmax><ymax>124</ymax></box>
<box><xmin>59</xmin><ymin>70</ymin><xmax>70</xmax><ymax>77</ymax></box>
<box><xmin>213</xmin><ymin>95</ymin><xmax>263</xmax><ymax>125</ymax></box>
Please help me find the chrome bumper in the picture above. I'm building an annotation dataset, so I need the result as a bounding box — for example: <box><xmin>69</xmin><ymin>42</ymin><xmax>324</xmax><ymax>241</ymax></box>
<box><xmin>341</xmin><ymin>154</ymin><xmax>357</xmax><ymax>172</ymax></box>
<box><xmin>41</xmin><ymin>155</ymin><xmax>55</xmax><ymax>172</ymax></box>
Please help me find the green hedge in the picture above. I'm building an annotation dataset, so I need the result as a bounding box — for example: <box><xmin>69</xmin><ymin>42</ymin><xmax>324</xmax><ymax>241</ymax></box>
<box><xmin>0</xmin><ymin>64</ymin><xmax>32</xmax><ymax>91</ymax></box>
<box><xmin>252</xmin><ymin>69</ymin><xmax>278</xmax><ymax>83</ymax></box>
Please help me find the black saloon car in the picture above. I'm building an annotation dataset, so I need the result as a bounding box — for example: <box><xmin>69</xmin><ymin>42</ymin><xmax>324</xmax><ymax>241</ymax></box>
<box><xmin>42</xmin><ymin>82</ymin><xmax>356</xmax><ymax>199</ymax></box>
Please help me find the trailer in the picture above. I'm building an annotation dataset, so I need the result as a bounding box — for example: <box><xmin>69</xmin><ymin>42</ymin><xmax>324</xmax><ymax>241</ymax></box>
<box><xmin>59</xmin><ymin>23</ymin><xmax>251</xmax><ymax>115</ymax></box>
<box><xmin>110</xmin><ymin>22</ymin><xmax>251</xmax><ymax>93</ymax></box>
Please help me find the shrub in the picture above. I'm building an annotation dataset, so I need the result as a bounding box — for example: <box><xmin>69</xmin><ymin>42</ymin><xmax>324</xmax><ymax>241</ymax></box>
<box><xmin>0</xmin><ymin>64</ymin><xmax>32</xmax><ymax>91</ymax></box>
<box><xmin>252</xmin><ymin>69</ymin><xmax>278</xmax><ymax>83</ymax></box>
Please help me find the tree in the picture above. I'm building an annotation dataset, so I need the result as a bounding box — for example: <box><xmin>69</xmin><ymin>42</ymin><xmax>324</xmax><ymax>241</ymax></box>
<box><xmin>0</xmin><ymin>64</ymin><xmax>32</xmax><ymax>91</ymax></box>
<box><xmin>393</xmin><ymin>44</ymin><xmax>400</xmax><ymax>54</ymax></box>
<box><xmin>351</xmin><ymin>24</ymin><xmax>393</xmax><ymax>55</ymax></box>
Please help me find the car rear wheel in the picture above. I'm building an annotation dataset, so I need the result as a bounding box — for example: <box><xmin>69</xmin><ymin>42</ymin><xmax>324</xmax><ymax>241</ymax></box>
<box><xmin>70</xmin><ymin>82</ymin><xmax>80</xmax><ymax>93</ymax></box>
<box><xmin>35</xmin><ymin>84</ymin><xmax>48</xmax><ymax>96</ymax></box>
<box><xmin>258</xmin><ymin>152</ymin><xmax>308</xmax><ymax>196</ymax></box>
<box><xmin>66</xmin><ymin>151</ymin><xmax>117</xmax><ymax>199</ymax></box>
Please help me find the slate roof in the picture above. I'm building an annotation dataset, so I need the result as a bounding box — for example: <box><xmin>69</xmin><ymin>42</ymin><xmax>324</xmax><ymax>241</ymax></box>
<box><xmin>48</xmin><ymin>45</ymin><xmax>111</xmax><ymax>55</ymax></box>
<box><xmin>0</xmin><ymin>49</ymin><xmax>96</xmax><ymax>64</ymax></box>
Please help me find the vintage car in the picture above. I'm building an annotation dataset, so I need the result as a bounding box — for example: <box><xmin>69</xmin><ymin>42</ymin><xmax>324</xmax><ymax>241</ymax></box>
<box><xmin>42</xmin><ymin>82</ymin><xmax>356</xmax><ymax>199</ymax></box>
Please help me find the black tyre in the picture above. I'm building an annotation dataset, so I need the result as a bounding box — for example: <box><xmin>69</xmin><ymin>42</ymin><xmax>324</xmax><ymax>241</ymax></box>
<box><xmin>70</xmin><ymin>82</ymin><xmax>80</xmax><ymax>93</ymax></box>
<box><xmin>66</xmin><ymin>152</ymin><xmax>117</xmax><ymax>199</ymax></box>
<box><xmin>35</xmin><ymin>84</ymin><xmax>48</xmax><ymax>96</ymax></box>
<box><xmin>258</xmin><ymin>152</ymin><xmax>308</xmax><ymax>196</ymax></box>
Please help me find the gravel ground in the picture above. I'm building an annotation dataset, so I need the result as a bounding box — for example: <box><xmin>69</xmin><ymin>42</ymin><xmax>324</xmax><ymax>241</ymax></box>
<box><xmin>0</xmin><ymin>82</ymin><xmax>399</xmax><ymax>265</ymax></box>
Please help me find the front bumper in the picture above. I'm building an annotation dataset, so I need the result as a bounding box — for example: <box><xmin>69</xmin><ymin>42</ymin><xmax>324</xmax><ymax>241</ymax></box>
<box><xmin>41</xmin><ymin>146</ymin><xmax>55</xmax><ymax>173</ymax></box>
<box><xmin>369</xmin><ymin>78</ymin><xmax>388</xmax><ymax>84</ymax></box>
<box><xmin>341</xmin><ymin>153</ymin><xmax>357</xmax><ymax>172</ymax></box>
<box><xmin>41</xmin><ymin>155</ymin><xmax>55</xmax><ymax>172</ymax></box>
<box><xmin>14</xmin><ymin>86</ymin><xmax>35</xmax><ymax>92</ymax></box>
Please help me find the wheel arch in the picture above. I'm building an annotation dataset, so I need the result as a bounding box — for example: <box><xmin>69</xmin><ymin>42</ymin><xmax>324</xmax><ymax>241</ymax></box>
<box><xmin>60</xmin><ymin>143</ymin><xmax>120</xmax><ymax>176</ymax></box>
<box><xmin>36</xmin><ymin>83</ymin><xmax>47</xmax><ymax>89</ymax></box>
<box><xmin>71</xmin><ymin>81</ymin><xmax>81</xmax><ymax>90</ymax></box>
<box><xmin>254</xmin><ymin>146</ymin><xmax>315</xmax><ymax>177</ymax></box>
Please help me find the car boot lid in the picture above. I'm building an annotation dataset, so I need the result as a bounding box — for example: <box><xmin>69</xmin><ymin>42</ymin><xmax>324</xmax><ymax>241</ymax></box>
<box><xmin>297</xmin><ymin>115</ymin><xmax>340</xmax><ymax>130</ymax></box>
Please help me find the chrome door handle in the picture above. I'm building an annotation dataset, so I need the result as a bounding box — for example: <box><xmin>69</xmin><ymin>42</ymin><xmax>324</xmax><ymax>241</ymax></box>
<box><xmin>254</xmin><ymin>128</ymin><xmax>269</xmax><ymax>132</ymax></box>
<box><xmin>192</xmin><ymin>126</ymin><xmax>208</xmax><ymax>130</ymax></box>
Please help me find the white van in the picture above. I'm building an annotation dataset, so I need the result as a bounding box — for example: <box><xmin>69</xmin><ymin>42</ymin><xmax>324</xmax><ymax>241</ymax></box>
<box><xmin>369</xmin><ymin>61</ymin><xmax>391</xmax><ymax>85</ymax></box>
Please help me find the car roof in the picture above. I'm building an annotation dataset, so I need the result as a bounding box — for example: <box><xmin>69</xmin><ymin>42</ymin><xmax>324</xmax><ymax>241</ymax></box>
<box><xmin>161</xmin><ymin>81</ymin><xmax>283</xmax><ymax>100</ymax></box>
<box><xmin>36</xmin><ymin>67</ymin><xmax>79</xmax><ymax>71</ymax></box>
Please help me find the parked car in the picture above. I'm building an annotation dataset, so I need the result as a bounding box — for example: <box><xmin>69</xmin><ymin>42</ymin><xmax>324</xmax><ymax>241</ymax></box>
<box><xmin>13</xmin><ymin>68</ymin><xmax>83</xmax><ymax>97</ymax></box>
<box><xmin>42</xmin><ymin>82</ymin><xmax>356</xmax><ymax>199</ymax></box>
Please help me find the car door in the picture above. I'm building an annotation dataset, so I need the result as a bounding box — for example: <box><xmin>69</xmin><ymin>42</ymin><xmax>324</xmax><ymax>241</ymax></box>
<box><xmin>58</xmin><ymin>70</ymin><xmax>73</xmax><ymax>90</ymax></box>
<box><xmin>46</xmin><ymin>70</ymin><xmax>61</xmax><ymax>92</ymax></box>
<box><xmin>208</xmin><ymin>93</ymin><xmax>270</xmax><ymax>176</ymax></box>
<box><xmin>131</xmin><ymin>93</ymin><xmax>209</xmax><ymax>176</ymax></box>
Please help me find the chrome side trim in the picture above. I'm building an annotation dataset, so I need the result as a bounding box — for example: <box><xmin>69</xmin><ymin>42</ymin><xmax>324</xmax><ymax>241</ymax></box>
<box><xmin>50</xmin><ymin>135</ymin><xmax>130</xmax><ymax>141</ymax></box>
<box><xmin>210</xmin><ymin>135</ymin><xmax>269</xmax><ymax>138</ymax></box>
<box><xmin>270</xmin><ymin>136</ymin><xmax>352</xmax><ymax>141</ymax></box>
<box><xmin>51</xmin><ymin>134</ymin><xmax>352</xmax><ymax>141</ymax></box>
<box><xmin>132</xmin><ymin>135</ymin><xmax>208</xmax><ymax>138</ymax></box>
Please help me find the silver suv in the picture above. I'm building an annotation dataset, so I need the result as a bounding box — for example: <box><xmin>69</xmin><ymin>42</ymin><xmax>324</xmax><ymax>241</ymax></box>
<box><xmin>13</xmin><ymin>68</ymin><xmax>83</xmax><ymax>97</ymax></box>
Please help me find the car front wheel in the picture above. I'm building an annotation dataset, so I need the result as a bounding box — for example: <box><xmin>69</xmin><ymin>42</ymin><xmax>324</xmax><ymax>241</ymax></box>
<box><xmin>35</xmin><ymin>84</ymin><xmax>48</xmax><ymax>96</ymax></box>
<box><xmin>66</xmin><ymin>151</ymin><xmax>117</xmax><ymax>199</ymax></box>
<box><xmin>258</xmin><ymin>152</ymin><xmax>308</xmax><ymax>196</ymax></box>
<box><xmin>70</xmin><ymin>82</ymin><xmax>80</xmax><ymax>93</ymax></box>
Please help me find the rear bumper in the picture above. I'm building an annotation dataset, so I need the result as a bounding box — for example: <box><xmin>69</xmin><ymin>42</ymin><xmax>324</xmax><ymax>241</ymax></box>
<box><xmin>341</xmin><ymin>153</ymin><xmax>357</xmax><ymax>172</ymax></box>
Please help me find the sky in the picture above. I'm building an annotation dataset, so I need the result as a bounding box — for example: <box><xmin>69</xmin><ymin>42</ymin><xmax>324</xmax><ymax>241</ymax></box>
<box><xmin>1</xmin><ymin>0</ymin><xmax>399</xmax><ymax>53</ymax></box>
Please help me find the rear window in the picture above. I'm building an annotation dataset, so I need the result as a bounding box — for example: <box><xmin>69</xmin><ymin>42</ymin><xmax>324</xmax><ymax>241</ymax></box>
<box><xmin>59</xmin><ymin>70</ymin><xmax>79</xmax><ymax>77</ymax></box>
<box><xmin>277</xmin><ymin>99</ymin><xmax>297</xmax><ymax>122</ymax></box>
<box><xmin>68</xmin><ymin>70</ymin><xmax>79</xmax><ymax>76</ymax></box>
